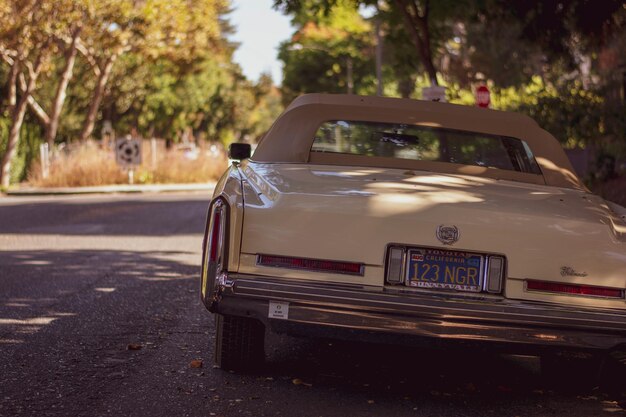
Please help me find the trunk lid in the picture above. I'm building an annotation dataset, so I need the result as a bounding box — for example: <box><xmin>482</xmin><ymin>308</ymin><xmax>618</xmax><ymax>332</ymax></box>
<box><xmin>239</xmin><ymin>162</ymin><xmax>626</xmax><ymax>288</ymax></box>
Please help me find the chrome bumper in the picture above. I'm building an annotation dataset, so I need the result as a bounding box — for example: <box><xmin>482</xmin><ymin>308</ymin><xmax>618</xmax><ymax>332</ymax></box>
<box><xmin>209</xmin><ymin>273</ymin><xmax>626</xmax><ymax>351</ymax></box>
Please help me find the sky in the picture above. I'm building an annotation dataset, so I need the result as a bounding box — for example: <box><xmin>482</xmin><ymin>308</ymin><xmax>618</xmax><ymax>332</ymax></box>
<box><xmin>229</xmin><ymin>0</ymin><xmax>294</xmax><ymax>85</ymax></box>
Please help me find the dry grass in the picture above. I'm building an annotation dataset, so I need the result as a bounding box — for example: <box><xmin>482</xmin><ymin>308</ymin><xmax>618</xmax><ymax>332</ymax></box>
<box><xmin>29</xmin><ymin>140</ymin><xmax>228</xmax><ymax>187</ymax></box>
<box><xmin>150</xmin><ymin>150</ymin><xmax>228</xmax><ymax>184</ymax></box>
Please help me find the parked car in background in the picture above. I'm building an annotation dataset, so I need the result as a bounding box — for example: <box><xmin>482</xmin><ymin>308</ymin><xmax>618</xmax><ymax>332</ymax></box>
<box><xmin>201</xmin><ymin>94</ymin><xmax>626</xmax><ymax>386</ymax></box>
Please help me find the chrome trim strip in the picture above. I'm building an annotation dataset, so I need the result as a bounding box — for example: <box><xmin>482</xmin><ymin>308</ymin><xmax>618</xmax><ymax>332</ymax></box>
<box><xmin>224</xmin><ymin>274</ymin><xmax>626</xmax><ymax>332</ymax></box>
<box><xmin>213</xmin><ymin>274</ymin><xmax>626</xmax><ymax>351</ymax></box>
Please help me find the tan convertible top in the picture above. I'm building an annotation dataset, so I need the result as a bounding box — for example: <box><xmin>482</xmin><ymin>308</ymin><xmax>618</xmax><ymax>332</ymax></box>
<box><xmin>252</xmin><ymin>94</ymin><xmax>584</xmax><ymax>190</ymax></box>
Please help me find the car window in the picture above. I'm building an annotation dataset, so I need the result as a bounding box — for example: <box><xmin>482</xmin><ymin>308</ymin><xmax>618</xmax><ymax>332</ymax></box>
<box><xmin>311</xmin><ymin>120</ymin><xmax>542</xmax><ymax>175</ymax></box>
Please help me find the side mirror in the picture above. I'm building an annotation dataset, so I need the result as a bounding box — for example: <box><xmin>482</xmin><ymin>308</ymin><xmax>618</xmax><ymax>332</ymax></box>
<box><xmin>228</xmin><ymin>143</ymin><xmax>251</xmax><ymax>160</ymax></box>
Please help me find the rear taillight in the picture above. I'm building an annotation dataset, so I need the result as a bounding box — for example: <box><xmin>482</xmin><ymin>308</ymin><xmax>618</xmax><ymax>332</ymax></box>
<box><xmin>257</xmin><ymin>254</ymin><xmax>364</xmax><ymax>276</ymax></box>
<box><xmin>201</xmin><ymin>198</ymin><xmax>229</xmax><ymax>303</ymax></box>
<box><xmin>209</xmin><ymin>205</ymin><xmax>223</xmax><ymax>263</ymax></box>
<box><xmin>207</xmin><ymin>199</ymin><xmax>227</xmax><ymax>267</ymax></box>
<box><xmin>526</xmin><ymin>280</ymin><xmax>624</xmax><ymax>299</ymax></box>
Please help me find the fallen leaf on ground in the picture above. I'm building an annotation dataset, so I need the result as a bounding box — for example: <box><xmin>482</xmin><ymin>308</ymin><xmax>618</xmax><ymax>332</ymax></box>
<box><xmin>127</xmin><ymin>343</ymin><xmax>142</xmax><ymax>351</ymax></box>
<box><xmin>292</xmin><ymin>378</ymin><xmax>312</xmax><ymax>387</ymax></box>
<box><xmin>190</xmin><ymin>359</ymin><xmax>203</xmax><ymax>368</ymax></box>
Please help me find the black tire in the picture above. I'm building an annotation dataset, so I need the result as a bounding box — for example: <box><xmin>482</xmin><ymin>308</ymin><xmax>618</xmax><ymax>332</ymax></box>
<box><xmin>541</xmin><ymin>351</ymin><xmax>602</xmax><ymax>392</ymax></box>
<box><xmin>214</xmin><ymin>314</ymin><xmax>265</xmax><ymax>372</ymax></box>
<box><xmin>599</xmin><ymin>349</ymin><xmax>626</xmax><ymax>401</ymax></box>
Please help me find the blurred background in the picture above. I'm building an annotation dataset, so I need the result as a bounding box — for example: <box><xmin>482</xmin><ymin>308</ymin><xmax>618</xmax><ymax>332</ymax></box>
<box><xmin>0</xmin><ymin>0</ymin><xmax>624</xmax><ymax>203</ymax></box>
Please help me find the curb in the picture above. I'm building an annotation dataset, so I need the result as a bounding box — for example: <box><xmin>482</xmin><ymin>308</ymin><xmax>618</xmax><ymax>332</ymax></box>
<box><xmin>4</xmin><ymin>183</ymin><xmax>216</xmax><ymax>196</ymax></box>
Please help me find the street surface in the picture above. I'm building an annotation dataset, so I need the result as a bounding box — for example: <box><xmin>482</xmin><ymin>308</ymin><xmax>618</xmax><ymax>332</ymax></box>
<box><xmin>0</xmin><ymin>192</ymin><xmax>623</xmax><ymax>416</ymax></box>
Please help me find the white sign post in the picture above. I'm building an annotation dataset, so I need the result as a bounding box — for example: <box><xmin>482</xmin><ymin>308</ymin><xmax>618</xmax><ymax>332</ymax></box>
<box><xmin>115</xmin><ymin>137</ymin><xmax>142</xmax><ymax>184</ymax></box>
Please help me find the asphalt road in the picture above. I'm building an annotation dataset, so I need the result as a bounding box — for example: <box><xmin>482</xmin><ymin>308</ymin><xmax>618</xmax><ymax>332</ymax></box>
<box><xmin>0</xmin><ymin>192</ymin><xmax>624</xmax><ymax>417</ymax></box>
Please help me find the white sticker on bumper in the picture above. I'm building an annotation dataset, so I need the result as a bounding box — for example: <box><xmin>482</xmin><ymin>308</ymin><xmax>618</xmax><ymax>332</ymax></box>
<box><xmin>268</xmin><ymin>301</ymin><xmax>289</xmax><ymax>320</ymax></box>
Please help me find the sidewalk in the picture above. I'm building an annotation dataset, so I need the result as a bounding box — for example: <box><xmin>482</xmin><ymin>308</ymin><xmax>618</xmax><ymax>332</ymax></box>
<box><xmin>4</xmin><ymin>182</ymin><xmax>216</xmax><ymax>196</ymax></box>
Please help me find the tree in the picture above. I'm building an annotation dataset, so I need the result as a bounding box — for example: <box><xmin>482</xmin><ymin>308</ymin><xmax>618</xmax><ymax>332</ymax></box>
<box><xmin>1</xmin><ymin>1</ymin><xmax>88</xmax><ymax>149</ymax></box>
<box><xmin>277</xmin><ymin>0</ymin><xmax>376</xmax><ymax>103</ymax></box>
<box><xmin>0</xmin><ymin>0</ymin><xmax>57</xmax><ymax>188</ymax></box>
<box><xmin>76</xmin><ymin>0</ymin><xmax>227</xmax><ymax>141</ymax></box>
<box><xmin>465</xmin><ymin>1</ymin><xmax>625</xmax><ymax>149</ymax></box>
<box><xmin>275</xmin><ymin>0</ymin><xmax>467</xmax><ymax>87</ymax></box>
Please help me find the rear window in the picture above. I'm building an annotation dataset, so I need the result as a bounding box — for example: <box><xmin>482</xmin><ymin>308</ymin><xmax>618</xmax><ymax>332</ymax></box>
<box><xmin>311</xmin><ymin>120</ymin><xmax>542</xmax><ymax>175</ymax></box>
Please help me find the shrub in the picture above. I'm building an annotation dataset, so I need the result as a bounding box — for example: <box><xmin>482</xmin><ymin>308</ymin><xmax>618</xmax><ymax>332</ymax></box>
<box><xmin>28</xmin><ymin>140</ymin><xmax>228</xmax><ymax>187</ymax></box>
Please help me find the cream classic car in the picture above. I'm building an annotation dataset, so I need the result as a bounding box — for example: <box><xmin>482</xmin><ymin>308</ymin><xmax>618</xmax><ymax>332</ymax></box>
<box><xmin>201</xmin><ymin>94</ymin><xmax>626</xmax><ymax>382</ymax></box>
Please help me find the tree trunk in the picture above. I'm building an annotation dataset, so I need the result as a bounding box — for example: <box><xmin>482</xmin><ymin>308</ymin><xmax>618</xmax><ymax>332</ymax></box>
<box><xmin>44</xmin><ymin>29</ymin><xmax>81</xmax><ymax>146</ymax></box>
<box><xmin>1</xmin><ymin>59</ymin><xmax>41</xmax><ymax>188</ymax></box>
<box><xmin>79</xmin><ymin>56</ymin><xmax>116</xmax><ymax>141</ymax></box>
<box><xmin>1</xmin><ymin>61</ymin><xmax>21</xmax><ymax>189</ymax></box>
<box><xmin>0</xmin><ymin>53</ymin><xmax>19</xmax><ymax>109</ymax></box>
<box><xmin>397</xmin><ymin>76</ymin><xmax>416</xmax><ymax>98</ymax></box>
<box><xmin>394</xmin><ymin>0</ymin><xmax>439</xmax><ymax>86</ymax></box>
<box><xmin>7</xmin><ymin>59</ymin><xmax>18</xmax><ymax>108</ymax></box>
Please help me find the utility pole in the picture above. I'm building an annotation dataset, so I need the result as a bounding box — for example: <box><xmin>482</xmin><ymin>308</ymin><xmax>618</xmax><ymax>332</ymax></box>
<box><xmin>375</xmin><ymin>17</ymin><xmax>383</xmax><ymax>96</ymax></box>
<box><xmin>346</xmin><ymin>56</ymin><xmax>354</xmax><ymax>94</ymax></box>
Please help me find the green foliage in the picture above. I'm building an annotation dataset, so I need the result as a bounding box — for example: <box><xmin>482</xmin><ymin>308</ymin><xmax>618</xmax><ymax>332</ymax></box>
<box><xmin>447</xmin><ymin>76</ymin><xmax>607</xmax><ymax>148</ymax></box>
<box><xmin>277</xmin><ymin>0</ymin><xmax>625</xmax><ymax>164</ymax></box>
<box><xmin>481</xmin><ymin>0</ymin><xmax>624</xmax><ymax>68</ymax></box>
<box><xmin>0</xmin><ymin>0</ymin><xmax>285</xmax><ymax>185</ymax></box>
<box><xmin>13</xmin><ymin>122</ymin><xmax>43</xmax><ymax>183</ymax></box>
<box><xmin>0</xmin><ymin>116</ymin><xmax>43</xmax><ymax>184</ymax></box>
<box><xmin>278</xmin><ymin>0</ymin><xmax>376</xmax><ymax>103</ymax></box>
<box><xmin>98</xmin><ymin>52</ymin><xmax>282</xmax><ymax>145</ymax></box>
<box><xmin>515</xmin><ymin>83</ymin><xmax>604</xmax><ymax>148</ymax></box>
<box><xmin>0</xmin><ymin>117</ymin><xmax>8</xmax><ymax>160</ymax></box>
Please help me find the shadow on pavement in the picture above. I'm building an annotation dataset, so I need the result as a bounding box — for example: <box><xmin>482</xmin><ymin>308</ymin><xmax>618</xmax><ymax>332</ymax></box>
<box><xmin>0</xmin><ymin>198</ymin><xmax>209</xmax><ymax>236</ymax></box>
<box><xmin>0</xmin><ymin>248</ymin><xmax>208</xmax><ymax>416</ymax></box>
<box><xmin>1</xmin><ymin>248</ymin><xmax>624</xmax><ymax>417</ymax></box>
<box><xmin>252</xmin><ymin>333</ymin><xmax>626</xmax><ymax>416</ymax></box>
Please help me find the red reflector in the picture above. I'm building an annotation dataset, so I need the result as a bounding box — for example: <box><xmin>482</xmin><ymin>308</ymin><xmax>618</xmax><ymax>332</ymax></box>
<box><xmin>257</xmin><ymin>254</ymin><xmax>364</xmax><ymax>276</ymax></box>
<box><xmin>209</xmin><ymin>208</ymin><xmax>222</xmax><ymax>262</ymax></box>
<box><xmin>527</xmin><ymin>280</ymin><xmax>624</xmax><ymax>299</ymax></box>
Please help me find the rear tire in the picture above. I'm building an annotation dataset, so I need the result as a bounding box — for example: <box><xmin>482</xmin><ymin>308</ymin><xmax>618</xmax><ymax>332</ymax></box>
<box><xmin>214</xmin><ymin>314</ymin><xmax>265</xmax><ymax>372</ymax></box>
<box><xmin>599</xmin><ymin>349</ymin><xmax>626</xmax><ymax>401</ymax></box>
<box><xmin>541</xmin><ymin>351</ymin><xmax>601</xmax><ymax>392</ymax></box>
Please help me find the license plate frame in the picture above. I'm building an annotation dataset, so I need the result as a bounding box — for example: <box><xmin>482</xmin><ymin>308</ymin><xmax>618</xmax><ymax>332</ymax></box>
<box><xmin>405</xmin><ymin>247</ymin><xmax>485</xmax><ymax>293</ymax></box>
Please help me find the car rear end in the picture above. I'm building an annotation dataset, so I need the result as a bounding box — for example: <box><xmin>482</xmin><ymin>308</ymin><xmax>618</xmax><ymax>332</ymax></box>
<box><xmin>201</xmin><ymin>164</ymin><xmax>626</xmax><ymax>374</ymax></box>
<box><xmin>200</xmin><ymin>95</ymin><xmax>626</xmax><ymax>382</ymax></box>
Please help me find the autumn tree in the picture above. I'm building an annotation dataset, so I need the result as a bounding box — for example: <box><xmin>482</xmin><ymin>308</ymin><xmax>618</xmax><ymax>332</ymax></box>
<box><xmin>276</xmin><ymin>0</ymin><xmax>470</xmax><ymax>87</ymax></box>
<box><xmin>76</xmin><ymin>0</ymin><xmax>227</xmax><ymax>141</ymax></box>
<box><xmin>277</xmin><ymin>0</ymin><xmax>376</xmax><ymax>103</ymax></box>
<box><xmin>0</xmin><ymin>0</ymin><xmax>71</xmax><ymax>188</ymax></box>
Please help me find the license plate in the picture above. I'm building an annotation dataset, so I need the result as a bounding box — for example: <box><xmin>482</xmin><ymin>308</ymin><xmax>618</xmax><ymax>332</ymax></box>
<box><xmin>406</xmin><ymin>248</ymin><xmax>484</xmax><ymax>292</ymax></box>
